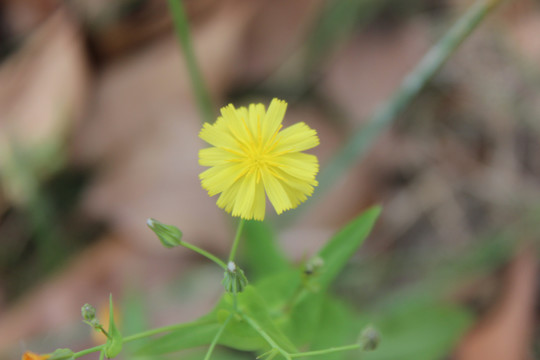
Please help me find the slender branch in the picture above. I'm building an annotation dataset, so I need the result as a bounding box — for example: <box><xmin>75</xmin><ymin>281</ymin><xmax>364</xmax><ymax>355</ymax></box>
<box><xmin>264</xmin><ymin>350</ymin><xmax>279</xmax><ymax>360</ymax></box>
<box><xmin>290</xmin><ymin>344</ymin><xmax>361</xmax><ymax>358</ymax></box>
<box><xmin>123</xmin><ymin>318</ymin><xmax>215</xmax><ymax>343</ymax></box>
<box><xmin>97</xmin><ymin>325</ymin><xmax>111</xmax><ymax>340</ymax></box>
<box><xmin>73</xmin><ymin>320</ymin><xmax>215</xmax><ymax>358</ymax></box>
<box><xmin>73</xmin><ymin>345</ymin><xmax>104</xmax><ymax>359</ymax></box>
<box><xmin>228</xmin><ymin>219</ymin><xmax>246</xmax><ymax>262</ymax></box>
<box><xmin>257</xmin><ymin>349</ymin><xmax>279</xmax><ymax>360</ymax></box>
<box><xmin>232</xmin><ymin>277</ymin><xmax>238</xmax><ymax>311</ymax></box>
<box><xmin>241</xmin><ymin>312</ymin><xmax>292</xmax><ymax>360</ymax></box>
<box><xmin>315</xmin><ymin>0</ymin><xmax>506</xmax><ymax>195</ymax></box>
<box><xmin>204</xmin><ymin>314</ymin><xmax>233</xmax><ymax>360</ymax></box>
<box><xmin>179</xmin><ymin>240</ymin><xmax>228</xmax><ymax>270</ymax></box>
<box><xmin>167</xmin><ymin>0</ymin><xmax>214</xmax><ymax>124</ymax></box>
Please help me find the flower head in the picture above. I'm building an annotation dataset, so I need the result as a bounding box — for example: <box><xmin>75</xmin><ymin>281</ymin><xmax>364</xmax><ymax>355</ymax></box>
<box><xmin>199</xmin><ymin>98</ymin><xmax>319</xmax><ymax>220</ymax></box>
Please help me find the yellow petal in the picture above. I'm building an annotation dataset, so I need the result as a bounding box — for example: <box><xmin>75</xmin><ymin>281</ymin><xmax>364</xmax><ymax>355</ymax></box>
<box><xmin>248</xmin><ymin>103</ymin><xmax>265</xmax><ymax>140</ymax></box>
<box><xmin>199</xmin><ymin>147</ymin><xmax>238</xmax><ymax>166</ymax></box>
<box><xmin>274</xmin><ymin>152</ymin><xmax>319</xmax><ymax>182</ymax></box>
<box><xmin>274</xmin><ymin>122</ymin><xmax>319</xmax><ymax>153</ymax></box>
<box><xmin>200</xmin><ymin>163</ymin><xmax>247</xmax><ymax>196</ymax></box>
<box><xmin>232</xmin><ymin>171</ymin><xmax>257</xmax><ymax>218</ymax></box>
<box><xmin>199</xmin><ymin>120</ymin><xmax>238</xmax><ymax>150</ymax></box>
<box><xmin>262</xmin><ymin>99</ymin><xmax>287</xmax><ymax>143</ymax></box>
<box><xmin>250</xmin><ymin>181</ymin><xmax>266</xmax><ymax>220</ymax></box>
<box><xmin>261</xmin><ymin>169</ymin><xmax>292</xmax><ymax>214</ymax></box>
<box><xmin>216</xmin><ymin>178</ymin><xmax>244</xmax><ymax>214</ymax></box>
<box><xmin>221</xmin><ymin>105</ymin><xmax>252</xmax><ymax>148</ymax></box>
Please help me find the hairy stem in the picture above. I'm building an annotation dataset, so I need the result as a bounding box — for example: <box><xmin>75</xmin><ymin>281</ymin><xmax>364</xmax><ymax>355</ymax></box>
<box><xmin>204</xmin><ymin>314</ymin><xmax>233</xmax><ymax>360</ymax></box>
<box><xmin>73</xmin><ymin>345</ymin><xmax>104</xmax><ymax>359</ymax></box>
<box><xmin>241</xmin><ymin>312</ymin><xmax>292</xmax><ymax>360</ymax></box>
<box><xmin>167</xmin><ymin>0</ymin><xmax>214</xmax><ymax>124</ymax></box>
<box><xmin>316</xmin><ymin>0</ymin><xmax>506</xmax><ymax>195</ymax></box>
<box><xmin>228</xmin><ymin>219</ymin><xmax>246</xmax><ymax>263</ymax></box>
<box><xmin>290</xmin><ymin>344</ymin><xmax>361</xmax><ymax>358</ymax></box>
<box><xmin>179</xmin><ymin>240</ymin><xmax>228</xmax><ymax>270</ymax></box>
<box><xmin>123</xmin><ymin>318</ymin><xmax>215</xmax><ymax>343</ymax></box>
<box><xmin>73</xmin><ymin>320</ymin><xmax>215</xmax><ymax>358</ymax></box>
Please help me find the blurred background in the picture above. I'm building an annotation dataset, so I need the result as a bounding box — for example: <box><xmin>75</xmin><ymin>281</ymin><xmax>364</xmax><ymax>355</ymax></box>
<box><xmin>0</xmin><ymin>0</ymin><xmax>539</xmax><ymax>359</ymax></box>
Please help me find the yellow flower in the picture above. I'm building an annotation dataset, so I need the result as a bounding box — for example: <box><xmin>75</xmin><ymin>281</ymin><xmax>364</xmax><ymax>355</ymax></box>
<box><xmin>199</xmin><ymin>98</ymin><xmax>319</xmax><ymax>220</ymax></box>
<box><xmin>22</xmin><ymin>352</ymin><xmax>49</xmax><ymax>360</ymax></box>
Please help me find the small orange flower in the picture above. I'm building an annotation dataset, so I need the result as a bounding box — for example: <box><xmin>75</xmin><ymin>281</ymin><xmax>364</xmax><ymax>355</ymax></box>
<box><xmin>22</xmin><ymin>352</ymin><xmax>49</xmax><ymax>360</ymax></box>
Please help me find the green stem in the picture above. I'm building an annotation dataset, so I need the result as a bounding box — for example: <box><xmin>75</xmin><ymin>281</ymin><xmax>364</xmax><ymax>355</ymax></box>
<box><xmin>228</xmin><ymin>219</ymin><xmax>245</xmax><ymax>263</ymax></box>
<box><xmin>123</xmin><ymin>318</ymin><xmax>215</xmax><ymax>343</ymax></box>
<box><xmin>241</xmin><ymin>312</ymin><xmax>292</xmax><ymax>360</ymax></box>
<box><xmin>180</xmin><ymin>240</ymin><xmax>228</xmax><ymax>270</ymax></box>
<box><xmin>257</xmin><ymin>349</ymin><xmax>279</xmax><ymax>360</ymax></box>
<box><xmin>204</xmin><ymin>314</ymin><xmax>233</xmax><ymax>360</ymax></box>
<box><xmin>290</xmin><ymin>344</ymin><xmax>361</xmax><ymax>358</ymax></box>
<box><xmin>232</xmin><ymin>277</ymin><xmax>238</xmax><ymax>311</ymax></box>
<box><xmin>316</xmin><ymin>0</ymin><xmax>506</xmax><ymax>195</ymax></box>
<box><xmin>97</xmin><ymin>325</ymin><xmax>111</xmax><ymax>340</ymax></box>
<box><xmin>167</xmin><ymin>0</ymin><xmax>214</xmax><ymax>124</ymax></box>
<box><xmin>73</xmin><ymin>345</ymin><xmax>104</xmax><ymax>359</ymax></box>
<box><xmin>73</xmin><ymin>320</ymin><xmax>215</xmax><ymax>358</ymax></box>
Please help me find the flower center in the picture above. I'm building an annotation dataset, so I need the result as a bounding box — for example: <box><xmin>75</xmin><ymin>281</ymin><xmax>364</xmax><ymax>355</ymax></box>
<box><xmin>243</xmin><ymin>146</ymin><xmax>276</xmax><ymax>183</ymax></box>
<box><xmin>248</xmin><ymin>150</ymin><xmax>267</xmax><ymax>166</ymax></box>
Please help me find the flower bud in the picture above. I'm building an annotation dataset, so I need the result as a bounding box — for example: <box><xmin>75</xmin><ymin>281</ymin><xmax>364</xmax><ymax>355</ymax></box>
<box><xmin>222</xmin><ymin>261</ymin><xmax>248</xmax><ymax>293</ymax></box>
<box><xmin>304</xmin><ymin>256</ymin><xmax>324</xmax><ymax>275</ymax></box>
<box><xmin>359</xmin><ymin>325</ymin><xmax>379</xmax><ymax>351</ymax></box>
<box><xmin>147</xmin><ymin>218</ymin><xmax>183</xmax><ymax>248</ymax></box>
<box><xmin>81</xmin><ymin>303</ymin><xmax>102</xmax><ymax>330</ymax></box>
<box><xmin>81</xmin><ymin>303</ymin><xmax>96</xmax><ymax>322</ymax></box>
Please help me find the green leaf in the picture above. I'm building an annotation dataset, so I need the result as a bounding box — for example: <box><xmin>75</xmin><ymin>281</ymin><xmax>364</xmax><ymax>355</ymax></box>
<box><xmin>243</xmin><ymin>220</ymin><xmax>290</xmax><ymax>280</ymax></box>
<box><xmin>238</xmin><ymin>286</ymin><xmax>298</xmax><ymax>353</ymax></box>
<box><xmin>216</xmin><ymin>309</ymin><xmax>268</xmax><ymax>351</ymax></box>
<box><xmin>140</xmin><ymin>285</ymin><xmax>298</xmax><ymax>354</ymax></box>
<box><xmin>104</xmin><ymin>294</ymin><xmax>123</xmax><ymax>358</ymax></box>
<box><xmin>309</xmin><ymin>297</ymin><xmax>362</xmax><ymax>360</ymax></box>
<box><xmin>216</xmin><ymin>286</ymin><xmax>297</xmax><ymax>353</ymax></box>
<box><xmin>276</xmin><ymin>207</ymin><xmax>380</xmax><ymax>347</ymax></box>
<box><xmin>317</xmin><ymin>206</ymin><xmax>381</xmax><ymax>289</ymax></box>
<box><xmin>284</xmin><ymin>292</ymin><xmax>324</xmax><ymax>345</ymax></box>
<box><xmin>202</xmin><ymin>273</ymin><xmax>302</xmax><ymax>352</ymax></box>
<box><xmin>254</xmin><ymin>269</ymin><xmax>302</xmax><ymax>310</ymax></box>
<box><xmin>135</xmin><ymin>319</ymin><xmax>220</xmax><ymax>356</ymax></box>
<box><xmin>171</xmin><ymin>348</ymin><xmax>252</xmax><ymax>360</ymax></box>
<box><xmin>363</xmin><ymin>301</ymin><xmax>472</xmax><ymax>360</ymax></box>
